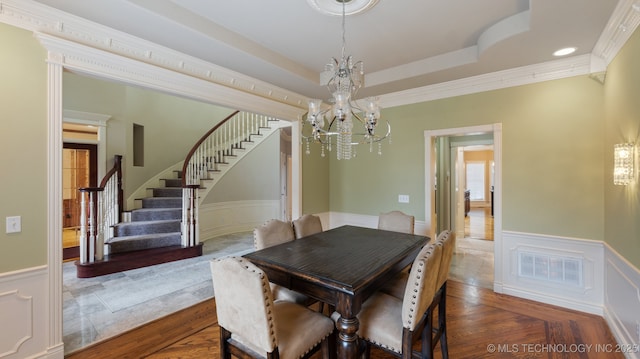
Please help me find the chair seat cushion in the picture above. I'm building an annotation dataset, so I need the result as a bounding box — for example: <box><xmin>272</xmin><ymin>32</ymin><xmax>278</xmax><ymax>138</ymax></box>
<box><xmin>271</xmin><ymin>283</ymin><xmax>313</xmax><ymax>305</ymax></box>
<box><xmin>357</xmin><ymin>292</ymin><xmax>403</xmax><ymax>354</ymax></box>
<box><xmin>275</xmin><ymin>301</ymin><xmax>335</xmax><ymax>359</ymax></box>
<box><xmin>234</xmin><ymin>301</ymin><xmax>334</xmax><ymax>359</ymax></box>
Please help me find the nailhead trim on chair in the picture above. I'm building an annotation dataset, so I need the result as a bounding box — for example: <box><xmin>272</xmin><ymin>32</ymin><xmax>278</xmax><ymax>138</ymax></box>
<box><xmin>236</xmin><ymin>257</ymin><xmax>278</xmax><ymax>348</ymax></box>
<box><xmin>406</xmin><ymin>259</ymin><xmax>426</xmax><ymax>327</ymax></box>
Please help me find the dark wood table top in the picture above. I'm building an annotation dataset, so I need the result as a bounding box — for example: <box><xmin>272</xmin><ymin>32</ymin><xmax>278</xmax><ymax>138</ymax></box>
<box><xmin>244</xmin><ymin>225</ymin><xmax>429</xmax><ymax>296</ymax></box>
<box><xmin>244</xmin><ymin>225</ymin><xmax>429</xmax><ymax>359</ymax></box>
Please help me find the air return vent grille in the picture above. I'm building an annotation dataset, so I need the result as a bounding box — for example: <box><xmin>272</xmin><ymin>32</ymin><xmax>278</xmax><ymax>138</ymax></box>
<box><xmin>518</xmin><ymin>251</ymin><xmax>582</xmax><ymax>287</ymax></box>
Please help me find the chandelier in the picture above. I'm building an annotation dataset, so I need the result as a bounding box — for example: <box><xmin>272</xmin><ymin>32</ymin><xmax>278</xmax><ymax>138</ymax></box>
<box><xmin>303</xmin><ymin>0</ymin><xmax>391</xmax><ymax>160</ymax></box>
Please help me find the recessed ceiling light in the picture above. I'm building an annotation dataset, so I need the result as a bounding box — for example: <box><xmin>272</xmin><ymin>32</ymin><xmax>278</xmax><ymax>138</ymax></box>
<box><xmin>553</xmin><ymin>47</ymin><xmax>577</xmax><ymax>57</ymax></box>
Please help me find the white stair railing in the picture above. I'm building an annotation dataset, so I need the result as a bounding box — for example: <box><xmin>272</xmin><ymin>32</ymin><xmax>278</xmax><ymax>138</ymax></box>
<box><xmin>78</xmin><ymin>155</ymin><xmax>123</xmax><ymax>264</ymax></box>
<box><xmin>181</xmin><ymin>111</ymin><xmax>277</xmax><ymax>246</ymax></box>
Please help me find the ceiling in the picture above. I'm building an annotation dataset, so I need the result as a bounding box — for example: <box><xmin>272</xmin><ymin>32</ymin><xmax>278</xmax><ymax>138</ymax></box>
<box><xmin>31</xmin><ymin>0</ymin><xmax>623</xmax><ymax>101</ymax></box>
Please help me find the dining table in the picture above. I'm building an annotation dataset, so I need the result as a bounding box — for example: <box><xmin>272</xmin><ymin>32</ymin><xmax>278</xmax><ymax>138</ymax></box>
<box><xmin>243</xmin><ymin>224</ymin><xmax>430</xmax><ymax>359</ymax></box>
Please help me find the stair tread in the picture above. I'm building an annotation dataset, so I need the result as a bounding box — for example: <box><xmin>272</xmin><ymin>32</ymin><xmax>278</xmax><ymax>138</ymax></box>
<box><xmin>132</xmin><ymin>208</ymin><xmax>181</xmax><ymax>212</ymax></box>
<box><xmin>115</xmin><ymin>219</ymin><xmax>180</xmax><ymax>226</ymax></box>
<box><xmin>106</xmin><ymin>232</ymin><xmax>181</xmax><ymax>243</ymax></box>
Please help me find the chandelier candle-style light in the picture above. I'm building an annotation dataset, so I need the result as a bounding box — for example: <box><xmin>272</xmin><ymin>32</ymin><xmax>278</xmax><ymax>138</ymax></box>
<box><xmin>303</xmin><ymin>0</ymin><xmax>390</xmax><ymax>160</ymax></box>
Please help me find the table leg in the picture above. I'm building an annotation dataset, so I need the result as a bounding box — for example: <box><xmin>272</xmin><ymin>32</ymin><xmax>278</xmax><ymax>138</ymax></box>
<box><xmin>335</xmin><ymin>315</ymin><xmax>362</xmax><ymax>359</ymax></box>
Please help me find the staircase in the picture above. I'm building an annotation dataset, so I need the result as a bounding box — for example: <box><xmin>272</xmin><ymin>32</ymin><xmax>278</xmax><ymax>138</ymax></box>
<box><xmin>108</xmin><ymin>173</ymin><xmax>184</xmax><ymax>254</ymax></box>
<box><xmin>75</xmin><ymin>111</ymin><xmax>284</xmax><ymax>278</ymax></box>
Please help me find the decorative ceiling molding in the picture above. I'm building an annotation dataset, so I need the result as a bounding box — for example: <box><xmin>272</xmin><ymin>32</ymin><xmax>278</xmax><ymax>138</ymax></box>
<box><xmin>1</xmin><ymin>0</ymin><xmax>639</xmax><ymax>115</ymax></box>
<box><xmin>380</xmin><ymin>0</ymin><xmax>640</xmax><ymax>109</ymax></box>
<box><xmin>592</xmin><ymin>0</ymin><xmax>640</xmax><ymax>64</ymax></box>
<box><xmin>379</xmin><ymin>54</ymin><xmax>593</xmax><ymax>109</ymax></box>
<box><xmin>306</xmin><ymin>0</ymin><xmax>379</xmax><ymax>16</ymax></box>
<box><xmin>0</xmin><ymin>0</ymin><xmax>309</xmax><ymax>119</ymax></box>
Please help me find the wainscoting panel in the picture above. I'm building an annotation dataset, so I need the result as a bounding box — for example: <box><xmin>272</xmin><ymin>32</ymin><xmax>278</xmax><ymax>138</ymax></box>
<box><xmin>0</xmin><ymin>266</ymin><xmax>55</xmax><ymax>358</ymax></box>
<box><xmin>501</xmin><ymin>231</ymin><xmax>604</xmax><ymax>315</ymax></box>
<box><xmin>199</xmin><ymin>200</ymin><xmax>280</xmax><ymax>240</ymax></box>
<box><xmin>327</xmin><ymin>211</ymin><xmax>429</xmax><ymax>235</ymax></box>
<box><xmin>604</xmin><ymin>245</ymin><xmax>640</xmax><ymax>359</ymax></box>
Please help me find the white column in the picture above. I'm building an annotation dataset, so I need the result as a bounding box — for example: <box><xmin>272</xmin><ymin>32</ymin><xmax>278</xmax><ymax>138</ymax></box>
<box><xmin>46</xmin><ymin>51</ymin><xmax>65</xmax><ymax>356</ymax></box>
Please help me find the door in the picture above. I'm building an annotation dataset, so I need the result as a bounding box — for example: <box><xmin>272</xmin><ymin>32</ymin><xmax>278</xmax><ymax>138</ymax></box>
<box><xmin>62</xmin><ymin>143</ymin><xmax>97</xmax><ymax>260</ymax></box>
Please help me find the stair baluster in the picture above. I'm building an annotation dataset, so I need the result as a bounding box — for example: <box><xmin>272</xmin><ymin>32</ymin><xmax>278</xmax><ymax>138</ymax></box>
<box><xmin>181</xmin><ymin>111</ymin><xmax>280</xmax><ymax>246</ymax></box>
<box><xmin>78</xmin><ymin>155</ymin><xmax>123</xmax><ymax>264</ymax></box>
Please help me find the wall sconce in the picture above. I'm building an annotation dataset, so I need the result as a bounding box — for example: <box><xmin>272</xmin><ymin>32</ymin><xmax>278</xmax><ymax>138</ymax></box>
<box><xmin>614</xmin><ymin>143</ymin><xmax>634</xmax><ymax>185</ymax></box>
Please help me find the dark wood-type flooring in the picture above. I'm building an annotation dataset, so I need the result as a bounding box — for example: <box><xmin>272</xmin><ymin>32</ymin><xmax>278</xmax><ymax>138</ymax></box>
<box><xmin>66</xmin><ymin>280</ymin><xmax>622</xmax><ymax>359</ymax></box>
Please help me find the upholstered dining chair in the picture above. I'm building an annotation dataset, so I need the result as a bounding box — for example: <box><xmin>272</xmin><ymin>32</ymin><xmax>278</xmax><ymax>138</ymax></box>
<box><xmin>378</xmin><ymin>230</ymin><xmax>454</xmax><ymax>358</ymax></box>
<box><xmin>355</xmin><ymin>242</ymin><xmax>443</xmax><ymax>359</ymax></box>
<box><xmin>377</xmin><ymin>210</ymin><xmax>415</xmax><ymax>235</ymax></box>
<box><xmin>428</xmin><ymin>230</ymin><xmax>455</xmax><ymax>358</ymax></box>
<box><xmin>380</xmin><ymin>230</ymin><xmax>452</xmax><ymax>300</ymax></box>
<box><xmin>292</xmin><ymin>214</ymin><xmax>323</xmax><ymax>239</ymax></box>
<box><xmin>210</xmin><ymin>256</ymin><xmax>335</xmax><ymax>359</ymax></box>
<box><xmin>253</xmin><ymin>219</ymin><xmax>313</xmax><ymax>306</ymax></box>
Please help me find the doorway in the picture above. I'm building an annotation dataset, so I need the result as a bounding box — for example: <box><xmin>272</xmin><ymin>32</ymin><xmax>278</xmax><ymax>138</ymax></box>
<box><xmin>425</xmin><ymin>124</ymin><xmax>502</xmax><ymax>292</ymax></box>
<box><xmin>62</xmin><ymin>143</ymin><xmax>97</xmax><ymax>261</ymax></box>
<box><xmin>461</xmin><ymin>146</ymin><xmax>494</xmax><ymax>241</ymax></box>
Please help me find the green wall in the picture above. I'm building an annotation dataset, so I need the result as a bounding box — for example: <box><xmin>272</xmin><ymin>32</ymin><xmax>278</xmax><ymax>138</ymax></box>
<box><xmin>327</xmin><ymin>75</ymin><xmax>605</xmax><ymax>242</ymax></box>
<box><xmin>301</xmin><ymin>140</ymin><xmax>330</xmax><ymax>214</ymax></box>
<box><xmin>0</xmin><ymin>23</ymin><xmax>48</xmax><ymax>272</ymax></box>
<box><xmin>604</xmin><ymin>27</ymin><xmax>640</xmax><ymax>267</ymax></box>
<box><xmin>202</xmin><ymin>129</ymin><xmax>282</xmax><ymax>203</ymax></box>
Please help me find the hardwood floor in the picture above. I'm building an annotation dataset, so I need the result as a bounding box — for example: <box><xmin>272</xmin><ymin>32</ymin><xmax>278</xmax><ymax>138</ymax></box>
<box><xmin>465</xmin><ymin>207</ymin><xmax>494</xmax><ymax>240</ymax></box>
<box><xmin>66</xmin><ymin>280</ymin><xmax>622</xmax><ymax>359</ymax></box>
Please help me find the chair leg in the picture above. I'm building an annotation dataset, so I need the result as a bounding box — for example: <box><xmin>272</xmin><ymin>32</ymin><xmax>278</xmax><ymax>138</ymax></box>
<box><xmin>361</xmin><ymin>340</ymin><xmax>371</xmax><ymax>359</ymax></box>
<box><xmin>220</xmin><ymin>327</ymin><xmax>232</xmax><ymax>359</ymax></box>
<box><xmin>421</xmin><ymin>310</ymin><xmax>434</xmax><ymax>359</ymax></box>
<box><xmin>322</xmin><ymin>330</ymin><xmax>337</xmax><ymax>359</ymax></box>
<box><xmin>438</xmin><ymin>283</ymin><xmax>449</xmax><ymax>359</ymax></box>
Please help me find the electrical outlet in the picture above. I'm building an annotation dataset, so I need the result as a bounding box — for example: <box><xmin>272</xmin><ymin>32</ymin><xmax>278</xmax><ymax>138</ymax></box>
<box><xmin>6</xmin><ymin>216</ymin><xmax>21</xmax><ymax>234</ymax></box>
<box><xmin>398</xmin><ymin>194</ymin><xmax>410</xmax><ymax>203</ymax></box>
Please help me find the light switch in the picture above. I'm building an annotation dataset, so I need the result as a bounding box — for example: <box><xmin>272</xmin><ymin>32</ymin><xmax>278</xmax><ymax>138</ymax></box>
<box><xmin>398</xmin><ymin>195</ymin><xmax>410</xmax><ymax>203</ymax></box>
<box><xmin>6</xmin><ymin>216</ymin><xmax>21</xmax><ymax>234</ymax></box>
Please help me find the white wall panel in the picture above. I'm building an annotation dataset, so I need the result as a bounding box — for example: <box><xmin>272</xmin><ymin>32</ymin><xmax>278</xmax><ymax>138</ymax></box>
<box><xmin>199</xmin><ymin>200</ymin><xmax>280</xmax><ymax>240</ymax></box>
<box><xmin>501</xmin><ymin>231</ymin><xmax>604</xmax><ymax>315</ymax></box>
<box><xmin>604</xmin><ymin>245</ymin><xmax>640</xmax><ymax>359</ymax></box>
<box><xmin>0</xmin><ymin>266</ymin><xmax>62</xmax><ymax>358</ymax></box>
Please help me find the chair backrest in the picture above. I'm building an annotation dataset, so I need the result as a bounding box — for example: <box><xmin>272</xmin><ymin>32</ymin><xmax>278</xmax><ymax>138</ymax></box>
<box><xmin>292</xmin><ymin>214</ymin><xmax>323</xmax><ymax>239</ymax></box>
<box><xmin>401</xmin><ymin>243</ymin><xmax>442</xmax><ymax>331</ymax></box>
<box><xmin>378</xmin><ymin>211</ymin><xmax>415</xmax><ymax>235</ymax></box>
<box><xmin>435</xmin><ymin>230</ymin><xmax>455</xmax><ymax>290</ymax></box>
<box><xmin>254</xmin><ymin>219</ymin><xmax>295</xmax><ymax>250</ymax></box>
<box><xmin>210</xmin><ymin>256</ymin><xmax>277</xmax><ymax>353</ymax></box>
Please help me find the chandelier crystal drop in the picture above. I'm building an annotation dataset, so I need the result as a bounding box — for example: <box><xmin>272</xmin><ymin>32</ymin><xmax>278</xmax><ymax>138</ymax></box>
<box><xmin>302</xmin><ymin>0</ymin><xmax>390</xmax><ymax>160</ymax></box>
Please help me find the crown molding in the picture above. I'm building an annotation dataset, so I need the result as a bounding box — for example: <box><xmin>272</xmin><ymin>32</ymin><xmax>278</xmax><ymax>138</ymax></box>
<box><xmin>379</xmin><ymin>0</ymin><xmax>640</xmax><ymax>109</ymax></box>
<box><xmin>2</xmin><ymin>0</ymin><xmax>639</xmax><ymax>114</ymax></box>
<box><xmin>0</xmin><ymin>0</ymin><xmax>309</xmax><ymax>120</ymax></box>
<box><xmin>379</xmin><ymin>54</ymin><xmax>593</xmax><ymax>108</ymax></box>
<box><xmin>592</xmin><ymin>0</ymin><xmax>640</xmax><ymax>64</ymax></box>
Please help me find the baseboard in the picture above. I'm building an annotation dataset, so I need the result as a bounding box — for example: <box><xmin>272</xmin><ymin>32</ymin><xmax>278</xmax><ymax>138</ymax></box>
<box><xmin>603</xmin><ymin>244</ymin><xmax>640</xmax><ymax>359</ymax></box>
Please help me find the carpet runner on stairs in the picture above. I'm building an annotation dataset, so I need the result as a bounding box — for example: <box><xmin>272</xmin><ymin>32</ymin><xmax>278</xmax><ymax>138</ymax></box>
<box><xmin>106</xmin><ymin>171</ymin><xmax>185</xmax><ymax>254</ymax></box>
